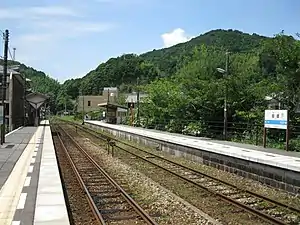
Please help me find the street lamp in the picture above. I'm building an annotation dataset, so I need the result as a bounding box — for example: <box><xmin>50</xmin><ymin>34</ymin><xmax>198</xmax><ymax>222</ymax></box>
<box><xmin>216</xmin><ymin>68</ymin><xmax>226</xmax><ymax>73</ymax></box>
<box><xmin>216</xmin><ymin>51</ymin><xmax>229</xmax><ymax>140</ymax></box>
<box><xmin>136</xmin><ymin>77</ymin><xmax>140</xmax><ymax>126</ymax></box>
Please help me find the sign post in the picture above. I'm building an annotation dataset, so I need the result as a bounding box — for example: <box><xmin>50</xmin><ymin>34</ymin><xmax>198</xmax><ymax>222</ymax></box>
<box><xmin>264</xmin><ymin>110</ymin><xmax>289</xmax><ymax>151</ymax></box>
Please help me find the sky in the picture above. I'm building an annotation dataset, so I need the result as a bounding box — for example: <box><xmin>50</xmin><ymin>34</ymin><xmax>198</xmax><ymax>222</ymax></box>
<box><xmin>0</xmin><ymin>0</ymin><xmax>299</xmax><ymax>83</ymax></box>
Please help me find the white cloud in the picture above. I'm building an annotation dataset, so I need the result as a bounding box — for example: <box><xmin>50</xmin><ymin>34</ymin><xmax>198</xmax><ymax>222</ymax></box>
<box><xmin>1</xmin><ymin>5</ymin><xmax>114</xmax><ymax>40</ymax></box>
<box><xmin>94</xmin><ymin>0</ymin><xmax>150</xmax><ymax>6</ymax></box>
<box><xmin>0</xmin><ymin>6</ymin><xmax>78</xmax><ymax>19</ymax></box>
<box><xmin>32</xmin><ymin>20</ymin><xmax>114</xmax><ymax>34</ymax></box>
<box><xmin>95</xmin><ymin>0</ymin><xmax>140</xmax><ymax>3</ymax></box>
<box><xmin>3</xmin><ymin>4</ymin><xmax>115</xmax><ymax>67</ymax></box>
<box><xmin>0</xmin><ymin>4</ymin><xmax>117</xmax><ymax>84</ymax></box>
<box><xmin>161</xmin><ymin>28</ymin><xmax>194</xmax><ymax>48</ymax></box>
<box><xmin>16</xmin><ymin>33</ymin><xmax>54</xmax><ymax>43</ymax></box>
<box><xmin>20</xmin><ymin>20</ymin><xmax>115</xmax><ymax>43</ymax></box>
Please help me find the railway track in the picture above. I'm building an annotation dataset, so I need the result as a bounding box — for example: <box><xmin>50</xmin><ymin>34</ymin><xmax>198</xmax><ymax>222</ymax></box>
<box><xmin>52</xmin><ymin>124</ymin><xmax>158</xmax><ymax>225</ymax></box>
<box><xmin>62</xmin><ymin>120</ymin><xmax>300</xmax><ymax>225</ymax></box>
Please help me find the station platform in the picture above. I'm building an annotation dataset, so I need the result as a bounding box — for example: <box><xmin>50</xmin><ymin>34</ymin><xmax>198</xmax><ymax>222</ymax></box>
<box><xmin>0</xmin><ymin>120</ymin><xmax>70</xmax><ymax>225</ymax></box>
<box><xmin>85</xmin><ymin>120</ymin><xmax>300</xmax><ymax>173</ymax></box>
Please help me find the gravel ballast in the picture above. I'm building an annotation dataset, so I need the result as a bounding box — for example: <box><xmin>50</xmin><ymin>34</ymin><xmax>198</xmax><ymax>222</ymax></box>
<box><xmin>71</xmin><ymin>129</ymin><xmax>221</xmax><ymax>225</ymax></box>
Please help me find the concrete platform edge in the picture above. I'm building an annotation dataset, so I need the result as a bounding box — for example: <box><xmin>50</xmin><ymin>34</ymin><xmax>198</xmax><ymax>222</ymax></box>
<box><xmin>34</xmin><ymin>123</ymin><xmax>70</xmax><ymax>225</ymax></box>
<box><xmin>85</xmin><ymin>120</ymin><xmax>300</xmax><ymax>194</ymax></box>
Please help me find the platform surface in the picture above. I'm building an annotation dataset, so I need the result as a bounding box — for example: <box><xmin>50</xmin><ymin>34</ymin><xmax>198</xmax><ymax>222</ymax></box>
<box><xmin>34</xmin><ymin>121</ymin><xmax>70</xmax><ymax>225</ymax></box>
<box><xmin>0</xmin><ymin>126</ymin><xmax>37</xmax><ymax>189</ymax></box>
<box><xmin>85</xmin><ymin>120</ymin><xmax>300</xmax><ymax>172</ymax></box>
<box><xmin>0</xmin><ymin>121</ymin><xmax>70</xmax><ymax>225</ymax></box>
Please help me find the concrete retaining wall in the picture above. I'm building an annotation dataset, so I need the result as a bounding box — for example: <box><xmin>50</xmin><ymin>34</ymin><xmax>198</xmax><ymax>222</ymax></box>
<box><xmin>86</xmin><ymin>122</ymin><xmax>300</xmax><ymax>194</ymax></box>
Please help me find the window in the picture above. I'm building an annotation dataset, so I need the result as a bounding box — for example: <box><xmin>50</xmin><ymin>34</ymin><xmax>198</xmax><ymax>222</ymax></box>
<box><xmin>88</xmin><ymin>101</ymin><xmax>91</xmax><ymax>106</ymax></box>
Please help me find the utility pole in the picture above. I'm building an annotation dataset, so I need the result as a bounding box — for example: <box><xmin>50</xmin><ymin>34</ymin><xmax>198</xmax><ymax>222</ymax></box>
<box><xmin>106</xmin><ymin>89</ymin><xmax>110</xmax><ymax>122</ymax></box>
<box><xmin>82</xmin><ymin>92</ymin><xmax>85</xmax><ymax>124</ymax></box>
<box><xmin>136</xmin><ymin>77</ymin><xmax>140</xmax><ymax>127</ymax></box>
<box><xmin>1</xmin><ymin>30</ymin><xmax>9</xmax><ymax>144</ymax></box>
<box><xmin>64</xmin><ymin>98</ymin><xmax>67</xmax><ymax>114</ymax></box>
<box><xmin>23</xmin><ymin>70</ymin><xmax>27</xmax><ymax>127</ymax></box>
<box><xmin>130</xmin><ymin>102</ymin><xmax>134</xmax><ymax>126</ymax></box>
<box><xmin>223</xmin><ymin>51</ymin><xmax>229</xmax><ymax>141</ymax></box>
<box><xmin>13</xmin><ymin>48</ymin><xmax>16</xmax><ymax>61</ymax></box>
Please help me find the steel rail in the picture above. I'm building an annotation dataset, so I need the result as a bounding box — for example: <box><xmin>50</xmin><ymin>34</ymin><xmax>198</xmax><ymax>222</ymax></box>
<box><xmin>63</xmin><ymin>121</ymin><xmax>300</xmax><ymax>225</ymax></box>
<box><xmin>52</xmin><ymin>125</ymin><xmax>106</xmax><ymax>225</ymax></box>
<box><xmin>71</xmin><ymin>121</ymin><xmax>300</xmax><ymax>213</ymax></box>
<box><xmin>57</xmin><ymin>124</ymin><xmax>158</xmax><ymax>225</ymax></box>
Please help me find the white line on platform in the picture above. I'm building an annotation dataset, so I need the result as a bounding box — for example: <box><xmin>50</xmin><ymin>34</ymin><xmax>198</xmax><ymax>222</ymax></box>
<box><xmin>32</xmin><ymin>152</ymin><xmax>37</xmax><ymax>157</ymax></box>
<box><xmin>0</xmin><ymin>126</ymin><xmax>43</xmax><ymax>225</ymax></box>
<box><xmin>24</xmin><ymin>177</ymin><xmax>31</xmax><ymax>187</ymax></box>
<box><xmin>16</xmin><ymin>193</ymin><xmax>27</xmax><ymax>209</ymax></box>
<box><xmin>30</xmin><ymin>157</ymin><xmax>36</xmax><ymax>164</ymax></box>
<box><xmin>28</xmin><ymin>166</ymin><xmax>34</xmax><ymax>173</ymax></box>
<box><xmin>11</xmin><ymin>221</ymin><xmax>20</xmax><ymax>225</ymax></box>
<box><xmin>5</xmin><ymin>126</ymin><xmax>23</xmax><ymax>137</ymax></box>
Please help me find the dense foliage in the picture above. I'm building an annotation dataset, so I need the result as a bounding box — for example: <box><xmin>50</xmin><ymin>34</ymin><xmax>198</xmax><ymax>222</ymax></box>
<box><xmin>139</xmin><ymin>32</ymin><xmax>300</xmax><ymax>150</ymax></box>
<box><xmin>0</xmin><ymin>60</ymin><xmax>61</xmax><ymax>113</ymax></box>
<box><xmin>3</xmin><ymin>29</ymin><xmax>300</xmax><ymax>149</ymax></box>
<box><xmin>63</xmin><ymin>29</ymin><xmax>270</xmax><ymax>98</ymax></box>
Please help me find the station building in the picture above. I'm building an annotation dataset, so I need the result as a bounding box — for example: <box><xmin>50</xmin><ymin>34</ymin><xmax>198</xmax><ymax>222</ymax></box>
<box><xmin>0</xmin><ymin>65</ymin><xmax>26</xmax><ymax>131</ymax></box>
<box><xmin>77</xmin><ymin>87</ymin><xmax>118</xmax><ymax>113</ymax></box>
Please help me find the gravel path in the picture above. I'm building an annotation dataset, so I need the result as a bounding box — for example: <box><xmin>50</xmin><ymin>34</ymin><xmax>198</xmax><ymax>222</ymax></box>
<box><xmin>100</xmin><ymin>128</ymin><xmax>300</xmax><ymax>209</ymax></box>
<box><xmin>71</xmin><ymin>130</ymin><xmax>221</xmax><ymax>225</ymax></box>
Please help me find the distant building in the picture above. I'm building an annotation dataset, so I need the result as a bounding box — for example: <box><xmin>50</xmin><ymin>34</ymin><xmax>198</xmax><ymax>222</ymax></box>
<box><xmin>77</xmin><ymin>87</ymin><xmax>118</xmax><ymax>112</ymax></box>
<box><xmin>26</xmin><ymin>92</ymin><xmax>48</xmax><ymax>126</ymax></box>
<box><xmin>125</xmin><ymin>92</ymin><xmax>148</xmax><ymax>108</ymax></box>
<box><xmin>0</xmin><ymin>65</ymin><xmax>26</xmax><ymax>131</ymax></box>
<box><xmin>265</xmin><ymin>93</ymin><xmax>300</xmax><ymax>113</ymax></box>
<box><xmin>98</xmin><ymin>102</ymin><xmax>127</xmax><ymax>124</ymax></box>
<box><xmin>265</xmin><ymin>96</ymin><xmax>282</xmax><ymax>109</ymax></box>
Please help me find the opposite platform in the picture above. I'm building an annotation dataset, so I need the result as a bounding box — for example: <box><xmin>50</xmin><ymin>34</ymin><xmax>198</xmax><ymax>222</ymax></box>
<box><xmin>85</xmin><ymin>120</ymin><xmax>300</xmax><ymax>193</ymax></box>
<box><xmin>85</xmin><ymin>120</ymin><xmax>300</xmax><ymax>172</ymax></box>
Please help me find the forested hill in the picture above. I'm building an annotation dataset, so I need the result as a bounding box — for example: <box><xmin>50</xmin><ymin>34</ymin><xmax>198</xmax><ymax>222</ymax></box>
<box><xmin>1</xmin><ymin>29</ymin><xmax>299</xmax><ymax>119</ymax></box>
<box><xmin>74</xmin><ymin>28</ymin><xmax>300</xmax><ymax>148</ymax></box>
<box><xmin>140</xmin><ymin>29</ymin><xmax>267</xmax><ymax>75</ymax></box>
<box><xmin>0</xmin><ymin>59</ymin><xmax>60</xmax><ymax>112</ymax></box>
<box><xmin>79</xmin><ymin>29</ymin><xmax>269</xmax><ymax>94</ymax></box>
<box><xmin>2</xmin><ymin>29</ymin><xmax>270</xmax><ymax>99</ymax></box>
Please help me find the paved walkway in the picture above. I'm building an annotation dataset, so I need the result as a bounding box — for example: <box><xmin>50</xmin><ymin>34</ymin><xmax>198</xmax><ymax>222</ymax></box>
<box><xmin>119</xmin><ymin>124</ymin><xmax>300</xmax><ymax>157</ymax></box>
<box><xmin>0</xmin><ymin>126</ymin><xmax>40</xmax><ymax>225</ymax></box>
<box><xmin>0</xmin><ymin>127</ymin><xmax>37</xmax><ymax>188</ymax></box>
<box><xmin>85</xmin><ymin>120</ymin><xmax>300</xmax><ymax>172</ymax></box>
<box><xmin>0</xmin><ymin>122</ymin><xmax>70</xmax><ymax>225</ymax></box>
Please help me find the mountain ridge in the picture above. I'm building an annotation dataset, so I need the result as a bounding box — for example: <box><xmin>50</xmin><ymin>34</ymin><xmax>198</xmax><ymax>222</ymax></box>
<box><xmin>1</xmin><ymin>28</ymin><xmax>290</xmax><ymax>113</ymax></box>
